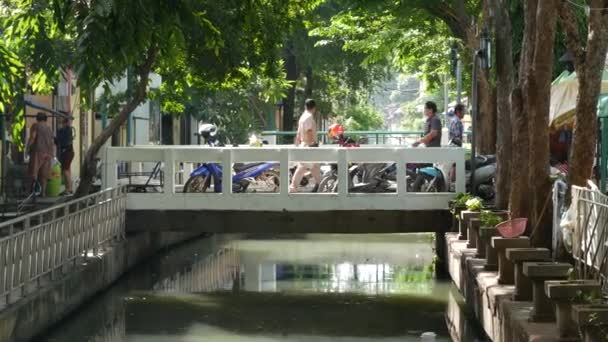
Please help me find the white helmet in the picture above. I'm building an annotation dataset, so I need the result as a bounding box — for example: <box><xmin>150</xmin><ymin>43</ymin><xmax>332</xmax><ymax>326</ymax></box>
<box><xmin>198</xmin><ymin>123</ymin><xmax>217</xmax><ymax>140</ymax></box>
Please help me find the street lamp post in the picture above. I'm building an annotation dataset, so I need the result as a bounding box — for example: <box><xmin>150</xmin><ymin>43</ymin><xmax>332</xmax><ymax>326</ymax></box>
<box><xmin>470</xmin><ymin>27</ymin><xmax>492</xmax><ymax>195</ymax></box>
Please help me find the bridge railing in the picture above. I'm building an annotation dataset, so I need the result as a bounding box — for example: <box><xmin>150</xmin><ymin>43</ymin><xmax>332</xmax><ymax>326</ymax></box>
<box><xmin>261</xmin><ymin>130</ymin><xmax>473</xmax><ymax>146</ymax></box>
<box><xmin>0</xmin><ymin>186</ymin><xmax>126</xmax><ymax>304</ymax></box>
<box><xmin>103</xmin><ymin>145</ymin><xmax>466</xmax><ymax>211</ymax></box>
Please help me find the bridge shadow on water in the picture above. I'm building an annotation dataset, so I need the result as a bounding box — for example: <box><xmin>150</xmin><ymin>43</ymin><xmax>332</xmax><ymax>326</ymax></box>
<box><xmin>39</xmin><ymin>234</ymin><xmax>486</xmax><ymax>342</ymax></box>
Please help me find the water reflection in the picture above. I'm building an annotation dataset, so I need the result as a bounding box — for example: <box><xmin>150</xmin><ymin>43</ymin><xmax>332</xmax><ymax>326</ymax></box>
<box><xmin>42</xmin><ymin>234</ymin><xmax>482</xmax><ymax>342</ymax></box>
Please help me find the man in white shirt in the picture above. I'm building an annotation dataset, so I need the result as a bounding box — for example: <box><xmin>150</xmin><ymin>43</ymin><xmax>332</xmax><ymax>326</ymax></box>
<box><xmin>290</xmin><ymin>99</ymin><xmax>321</xmax><ymax>192</ymax></box>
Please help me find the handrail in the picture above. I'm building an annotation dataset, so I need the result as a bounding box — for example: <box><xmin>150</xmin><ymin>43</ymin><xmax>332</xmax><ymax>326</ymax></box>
<box><xmin>261</xmin><ymin>130</ymin><xmax>474</xmax><ymax>136</ymax></box>
<box><xmin>0</xmin><ymin>186</ymin><xmax>127</xmax><ymax>304</ymax></box>
<box><xmin>0</xmin><ymin>186</ymin><xmax>125</xmax><ymax>231</ymax></box>
<box><xmin>104</xmin><ymin>145</ymin><xmax>466</xmax><ymax>211</ymax></box>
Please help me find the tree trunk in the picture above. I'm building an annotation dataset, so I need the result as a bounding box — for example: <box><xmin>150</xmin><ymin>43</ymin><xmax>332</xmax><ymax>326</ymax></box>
<box><xmin>509</xmin><ymin>87</ymin><xmax>530</xmax><ymax>218</ymax></box>
<box><xmin>510</xmin><ymin>0</ymin><xmax>538</xmax><ymax>221</ymax></box>
<box><xmin>528</xmin><ymin>0</ymin><xmax>558</xmax><ymax>247</ymax></box>
<box><xmin>304</xmin><ymin>65</ymin><xmax>313</xmax><ymax>99</ymax></box>
<box><xmin>563</xmin><ymin>0</ymin><xmax>608</xmax><ymax>188</ymax></box>
<box><xmin>477</xmin><ymin>69</ymin><xmax>497</xmax><ymax>154</ymax></box>
<box><xmin>282</xmin><ymin>44</ymin><xmax>298</xmax><ymax>137</ymax></box>
<box><xmin>75</xmin><ymin>46</ymin><xmax>158</xmax><ymax>197</ymax></box>
<box><xmin>492</xmin><ymin>0</ymin><xmax>515</xmax><ymax>210</ymax></box>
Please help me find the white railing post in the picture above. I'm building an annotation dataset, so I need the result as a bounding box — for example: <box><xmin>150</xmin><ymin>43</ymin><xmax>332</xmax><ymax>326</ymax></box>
<box><xmin>455</xmin><ymin>148</ymin><xmax>466</xmax><ymax>193</ymax></box>
<box><xmin>163</xmin><ymin>149</ymin><xmax>175</xmax><ymax>195</ymax></box>
<box><xmin>280</xmin><ymin>149</ymin><xmax>289</xmax><ymax>199</ymax></box>
<box><xmin>395</xmin><ymin>148</ymin><xmax>407</xmax><ymax>197</ymax></box>
<box><xmin>338</xmin><ymin>149</ymin><xmax>348</xmax><ymax>198</ymax></box>
<box><xmin>222</xmin><ymin>149</ymin><xmax>233</xmax><ymax>196</ymax></box>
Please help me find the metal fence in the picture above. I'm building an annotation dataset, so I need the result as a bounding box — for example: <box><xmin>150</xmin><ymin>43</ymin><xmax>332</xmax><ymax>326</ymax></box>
<box><xmin>571</xmin><ymin>185</ymin><xmax>608</xmax><ymax>288</ymax></box>
<box><xmin>0</xmin><ymin>186</ymin><xmax>127</xmax><ymax>304</ymax></box>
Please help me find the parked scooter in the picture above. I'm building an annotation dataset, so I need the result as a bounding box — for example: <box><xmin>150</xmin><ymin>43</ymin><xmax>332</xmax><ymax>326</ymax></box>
<box><xmin>316</xmin><ymin>124</ymin><xmax>394</xmax><ymax>193</ymax></box>
<box><xmin>411</xmin><ymin>155</ymin><xmax>496</xmax><ymax>200</ymax></box>
<box><xmin>183</xmin><ymin>124</ymin><xmax>279</xmax><ymax>193</ymax></box>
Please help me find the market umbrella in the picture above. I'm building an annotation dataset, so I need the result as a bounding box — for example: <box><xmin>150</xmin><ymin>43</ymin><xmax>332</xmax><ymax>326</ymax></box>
<box><xmin>549</xmin><ymin>69</ymin><xmax>608</xmax><ymax>128</ymax></box>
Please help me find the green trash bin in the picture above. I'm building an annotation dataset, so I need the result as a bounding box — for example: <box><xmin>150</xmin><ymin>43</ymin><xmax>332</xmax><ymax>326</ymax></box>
<box><xmin>46</xmin><ymin>158</ymin><xmax>62</xmax><ymax>197</ymax></box>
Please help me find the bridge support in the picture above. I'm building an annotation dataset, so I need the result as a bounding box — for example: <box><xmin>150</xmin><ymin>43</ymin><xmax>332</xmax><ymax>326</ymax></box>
<box><xmin>126</xmin><ymin>209</ymin><xmax>451</xmax><ymax>234</ymax></box>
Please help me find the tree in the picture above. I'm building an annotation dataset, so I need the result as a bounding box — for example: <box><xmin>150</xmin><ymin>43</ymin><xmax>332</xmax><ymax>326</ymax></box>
<box><xmin>527</xmin><ymin>0</ymin><xmax>559</xmax><ymax>246</ymax></box>
<box><xmin>24</xmin><ymin>0</ymin><xmax>303</xmax><ymax>196</ymax></box>
<box><xmin>159</xmin><ymin>62</ymin><xmax>291</xmax><ymax>144</ymax></box>
<box><xmin>313</xmin><ymin>0</ymin><xmax>498</xmax><ymax>154</ymax></box>
<box><xmin>559</xmin><ymin>0</ymin><xmax>608</xmax><ymax>189</ymax></box>
<box><xmin>281</xmin><ymin>0</ymin><xmax>391</xmax><ymax>133</ymax></box>
<box><xmin>490</xmin><ymin>0</ymin><xmax>515</xmax><ymax>210</ymax></box>
<box><xmin>336</xmin><ymin>104</ymin><xmax>384</xmax><ymax>131</ymax></box>
<box><xmin>1</xmin><ymin>0</ymin><xmax>70</xmax><ymax>149</ymax></box>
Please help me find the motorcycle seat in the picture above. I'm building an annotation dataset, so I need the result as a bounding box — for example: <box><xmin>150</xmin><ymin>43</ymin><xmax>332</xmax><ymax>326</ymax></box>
<box><xmin>233</xmin><ymin>162</ymin><xmax>266</xmax><ymax>173</ymax></box>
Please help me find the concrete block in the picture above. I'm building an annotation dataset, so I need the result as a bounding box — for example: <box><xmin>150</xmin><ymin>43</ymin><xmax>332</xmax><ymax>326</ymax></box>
<box><xmin>491</xmin><ymin>237</ymin><xmax>530</xmax><ymax>285</ymax></box>
<box><xmin>479</xmin><ymin>227</ymin><xmax>499</xmax><ymax>270</ymax></box>
<box><xmin>467</xmin><ymin>218</ymin><xmax>480</xmax><ymax>249</ymax></box>
<box><xmin>460</xmin><ymin>210</ymin><xmax>481</xmax><ymax>241</ymax></box>
<box><xmin>545</xmin><ymin>280</ymin><xmax>601</xmax><ymax>339</ymax></box>
<box><xmin>505</xmin><ymin>248</ymin><xmax>551</xmax><ymax>301</ymax></box>
<box><xmin>522</xmin><ymin>262</ymin><xmax>573</xmax><ymax>322</ymax></box>
<box><xmin>573</xmin><ymin>304</ymin><xmax>608</xmax><ymax>342</ymax></box>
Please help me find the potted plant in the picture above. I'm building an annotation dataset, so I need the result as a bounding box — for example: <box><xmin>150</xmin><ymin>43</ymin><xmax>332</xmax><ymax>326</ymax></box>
<box><xmin>475</xmin><ymin>210</ymin><xmax>507</xmax><ymax>261</ymax></box>
<box><xmin>465</xmin><ymin>197</ymin><xmax>484</xmax><ymax>212</ymax></box>
<box><xmin>480</xmin><ymin>211</ymin><xmax>503</xmax><ymax>227</ymax></box>
<box><xmin>456</xmin><ymin>197</ymin><xmax>484</xmax><ymax>240</ymax></box>
<box><xmin>450</xmin><ymin>193</ymin><xmax>472</xmax><ymax>232</ymax></box>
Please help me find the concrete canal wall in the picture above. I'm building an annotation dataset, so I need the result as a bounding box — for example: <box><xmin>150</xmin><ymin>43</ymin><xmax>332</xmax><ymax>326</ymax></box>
<box><xmin>445</xmin><ymin>232</ymin><xmax>561</xmax><ymax>342</ymax></box>
<box><xmin>0</xmin><ymin>231</ymin><xmax>204</xmax><ymax>342</ymax></box>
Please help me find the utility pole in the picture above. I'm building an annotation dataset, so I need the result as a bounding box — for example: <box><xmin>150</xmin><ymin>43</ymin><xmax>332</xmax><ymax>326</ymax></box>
<box><xmin>456</xmin><ymin>59</ymin><xmax>462</xmax><ymax>104</ymax></box>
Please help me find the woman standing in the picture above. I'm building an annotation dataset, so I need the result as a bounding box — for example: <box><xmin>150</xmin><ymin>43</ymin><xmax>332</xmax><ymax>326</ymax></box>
<box><xmin>56</xmin><ymin>117</ymin><xmax>74</xmax><ymax>195</ymax></box>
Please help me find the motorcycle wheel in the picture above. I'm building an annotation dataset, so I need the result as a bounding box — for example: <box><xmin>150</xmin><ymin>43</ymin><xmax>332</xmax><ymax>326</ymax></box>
<box><xmin>254</xmin><ymin>170</ymin><xmax>280</xmax><ymax>192</ymax></box>
<box><xmin>183</xmin><ymin>175</ymin><xmax>212</xmax><ymax>193</ymax></box>
<box><xmin>317</xmin><ymin>174</ymin><xmax>338</xmax><ymax>193</ymax></box>
<box><xmin>412</xmin><ymin>174</ymin><xmax>445</xmax><ymax>192</ymax></box>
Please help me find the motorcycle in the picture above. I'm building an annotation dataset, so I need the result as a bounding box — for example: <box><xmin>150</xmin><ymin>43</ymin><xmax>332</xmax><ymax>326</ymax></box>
<box><xmin>411</xmin><ymin>155</ymin><xmax>496</xmax><ymax>200</ymax></box>
<box><xmin>183</xmin><ymin>124</ymin><xmax>279</xmax><ymax>193</ymax></box>
<box><xmin>316</xmin><ymin>133</ymin><xmax>396</xmax><ymax>193</ymax></box>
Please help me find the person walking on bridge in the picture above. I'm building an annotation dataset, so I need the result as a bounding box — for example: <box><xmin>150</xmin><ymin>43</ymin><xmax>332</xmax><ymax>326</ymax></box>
<box><xmin>290</xmin><ymin>99</ymin><xmax>321</xmax><ymax>192</ymax></box>
<box><xmin>413</xmin><ymin>101</ymin><xmax>442</xmax><ymax>147</ymax></box>
<box><xmin>448</xmin><ymin>103</ymin><xmax>465</xmax><ymax>147</ymax></box>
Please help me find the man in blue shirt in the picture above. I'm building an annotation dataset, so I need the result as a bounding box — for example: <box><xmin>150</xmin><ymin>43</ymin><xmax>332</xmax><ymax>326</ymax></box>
<box><xmin>448</xmin><ymin>104</ymin><xmax>465</xmax><ymax>147</ymax></box>
<box><xmin>413</xmin><ymin>101</ymin><xmax>442</xmax><ymax>147</ymax></box>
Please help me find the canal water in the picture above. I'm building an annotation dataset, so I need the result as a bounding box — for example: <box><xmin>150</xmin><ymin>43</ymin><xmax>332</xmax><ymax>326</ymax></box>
<box><xmin>40</xmin><ymin>234</ymin><xmax>485</xmax><ymax>342</ymax></box>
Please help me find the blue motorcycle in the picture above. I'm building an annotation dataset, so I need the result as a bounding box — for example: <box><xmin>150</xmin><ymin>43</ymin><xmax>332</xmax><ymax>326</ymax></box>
<box><xmin>183</xmin><ymin>161</ymin><xmax>279</xmax><ymax>193</ymax></box>
<box><xmin>183</xmin><ymin>124</ymin><xmax>279</xmax><ymax>193</ymax></box>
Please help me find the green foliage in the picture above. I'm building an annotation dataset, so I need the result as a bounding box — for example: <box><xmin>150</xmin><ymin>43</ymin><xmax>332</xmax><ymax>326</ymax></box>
<box><xmin>161</xmin><ymin>62</ymin><xmax>292</xmax><ymax>145</ymax></box>
<box><xmin>311</xmin><ymin>0</ymin><xmax>466</xmax><ymax>93</ymax></box>
<box><xmin>465</xmin><ymin>197</ymin><xmax>484</xmax><ymax>211</ymax></box>
<box><xmin>454</xmin><ymin>193</ymin><xmax>473</xmax><ymax>207</ymax></box>
<box><xmin>480</xmin><ymin>211</ymin><xmax>503</xmax><ymax>228</ymax></box>
<box><xmin>336</xmin><ymin>104</ymin><xmax>384</xmax><ymax>131</ymax></box>
<box><xmin>0</xmin><ymin>0</ymin><xmax>69</xmax><ymax>149</ymax></box>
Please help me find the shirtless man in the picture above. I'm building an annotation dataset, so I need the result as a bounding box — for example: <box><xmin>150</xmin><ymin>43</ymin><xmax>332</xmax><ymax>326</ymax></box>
<box><xmin>290</xmin><ymin>99</ymin><xmax>321</xmax><ymax>192</ymax></box>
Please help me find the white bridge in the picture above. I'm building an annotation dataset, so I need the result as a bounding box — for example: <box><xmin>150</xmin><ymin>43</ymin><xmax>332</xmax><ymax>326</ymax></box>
<box><xmin>103</xmin><ymin>145</ymin><xmax>465</xmax><ymax>234</ymax></box>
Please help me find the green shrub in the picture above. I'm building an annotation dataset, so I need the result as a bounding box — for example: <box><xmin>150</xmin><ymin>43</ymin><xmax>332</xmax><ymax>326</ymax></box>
<box><xmin>465</xmin><ymin>197</ymin><xmax>484</xmax><ymax>211</ymax></box>
<box><xmin>454</xmin><ymin>193</ymin><xmax>473</xmax><ymax>207</ymax></box>
<box><xmin>480</xmin><ymin>211</ymin><xmax>503</xmax><ymax>227</ymax></box>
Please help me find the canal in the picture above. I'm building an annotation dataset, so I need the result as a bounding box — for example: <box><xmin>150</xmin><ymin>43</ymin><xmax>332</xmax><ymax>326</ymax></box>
<box><xmin>40</xmin><ymin>234</ymin><xmax>484</xmax><ymax>341</ymax></box>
